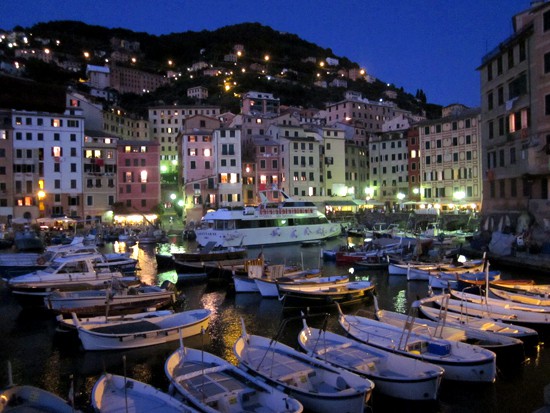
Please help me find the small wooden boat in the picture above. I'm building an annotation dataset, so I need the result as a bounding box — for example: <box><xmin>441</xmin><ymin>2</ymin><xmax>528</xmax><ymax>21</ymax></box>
<box><xmin>69</xmin><ymin>308</ymin><xmax>211</xmax><ymax>350</ymax></box>
<box><xmin>437</xmin><ymin>292</ymin><xmax>550</xmax><ymax>331</ymax></box>
<box><xmin>233</xmin><ymin>318</ymin><xmax>373</xmax><ymax>413</ymax></box>
<box><xmin>56</xmin><ymin>309</ymin><xmax>173</xmax><ymax>331</ymax></box>
<box><xmin>92</xmin><ymin>373</ymin><xmax>199</xmax><ymax>413</ymax></box>
<box><xmin>255</xmin><ymin>272</ymin><xmax>348</xmax><ymax>298</ymax></box>
<box><xmin>375</xmin><ymin>295</ymin><xmax>525</xmax><ymax>365</ymax></box>
<box><xmin>165</xmin><ymin>345</ymin><xmax>304</xmax><ymax>413</ymax></box>
<box><xmin>336</xmin><ymin>303</ymin><xmax>497</xmax><ymax>382</ymax></box>
<box><xmin>489</xmin><ymin>287</ymin><xmax>550</xmax><ymax>307</ymax></box>
<box><xmin>417</xmin><ymin>296</ymin><xmax>540</xmax><ymax>349</ymax></box>
<box><xmin>451</xmin><ymin>288</ymin><xmax>550</xmax><ymax>313</ymax></box>
<box><xmin>277</xmin><ymin>280</ymin><xmax>375</xmax><ymax>308</ymax></box>
<box><xmin>298</xmin><ymin>318</ymin><xmax>444</xmax><ymax>400</ymax></box>
<box><xmin>44</xmin><ymin>284</ymin><xmax>176</xmax><ymax>316</ymax></box>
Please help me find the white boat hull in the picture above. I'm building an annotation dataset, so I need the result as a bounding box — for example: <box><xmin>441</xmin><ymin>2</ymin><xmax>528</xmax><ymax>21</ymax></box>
<box><xmin>337</xmin><ymin>306</ymin><xmax>497</xmax><ymax>382</ymax></box>
<box><xmin>298</xmin><ymin>324</ymin><xmax>444</xmax><ymax>401</ymax></box>
<box><xmin>92</xmin><ymin>374</ymin><xmax>198</xmax><ymax>413</ymax></box>
<box><xmin>74</xmin><ymin>309</ymin><xmax>211</xmax><ymax>350</ymax></box>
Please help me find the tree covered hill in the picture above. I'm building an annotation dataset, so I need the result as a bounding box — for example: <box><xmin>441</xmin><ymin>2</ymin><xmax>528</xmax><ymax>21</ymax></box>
<box><xmin>2</xmin><ymin>20</ymin><xmax>440</xmax><ymax>118</ymax></box>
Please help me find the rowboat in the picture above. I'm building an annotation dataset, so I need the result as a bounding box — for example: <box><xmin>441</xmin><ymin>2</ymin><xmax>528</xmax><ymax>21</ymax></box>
<box><xmin>69</xmin><ymin>308</ymin><xmax>211</xmax><ymax>350</ymax></box>
<box><xmin>417</xmin><ymin>296</ymin><xmax>540</xmax><ymax>349</ymax></box>
<box><xmin>277</xmin><ymin>280</ymin><xmax>375</xmax><ymax>308</ymax></box>
<box><xmin>375</xmin><ymin>295</ymin><xmax>525</xmax><ymax>365</ymax></box>
<box><xmin>434</xmin><ymin>292</ymin><xmax>550</xmax><ymax>331</ymax></box>
<box><xmin>0</xmin><ymin>361</ymin><xmax>80</xmax><ymax>412</ymax></box>
<box><xmin>489</xmin><ymin>287</ymin><xmax>550</xmax><ymax>307</ymax></box>
<box><xmin>255</xmin><ymin>273</ymin><xmax>349</xmax><ymax>298</ymax></box>
<box><xmin>451</xmin><ymin>288</ymin><xmax>550</xmax><ymax>313</ymax></box>
<box><xmin>44</xmin><ymin>284</ymin><xmax>176</xmax><ymax>316</ymax></box>
<box><xmin>298</xmin><ymin>318</ymin><xmax>444</xmax><ymax>400</ymax></box>
<box><xmin>233</xmin><ymin>318</ymin><xmax>373</xmax><ymax>413</ymax></box>
<box><xmin>92</xmin><ymin>373</ymin><xmax>199</xmax><ymax>413</ymax></box>
<box><xmin>336</xmin><ymin>303</ymin><xmax>497</xmax><ymax>382</ymax></box>
<box><xmin>165</xmin><ymin>345</ymin><xmax>304</xmax><ymax>413</ymax></box>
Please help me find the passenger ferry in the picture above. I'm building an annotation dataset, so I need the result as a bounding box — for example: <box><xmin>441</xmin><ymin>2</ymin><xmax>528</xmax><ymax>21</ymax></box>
<box><xmin>194</xmin><ymin>190</ymin><xmax>341</xmax><ymax>247</ymax></box>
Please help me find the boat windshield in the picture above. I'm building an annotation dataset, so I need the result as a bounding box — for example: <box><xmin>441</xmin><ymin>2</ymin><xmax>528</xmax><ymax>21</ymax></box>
<box><xmin>43</xmin><ymin>262</ymin><xmax>63</xmax><ymax>273</ymax></box>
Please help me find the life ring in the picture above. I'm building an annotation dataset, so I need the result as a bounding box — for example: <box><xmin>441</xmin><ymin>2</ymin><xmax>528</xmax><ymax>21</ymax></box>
<box><xmin>36</xmin><ymin>257</ymin><xmax>45</xmax><ymax>265</ymax></box>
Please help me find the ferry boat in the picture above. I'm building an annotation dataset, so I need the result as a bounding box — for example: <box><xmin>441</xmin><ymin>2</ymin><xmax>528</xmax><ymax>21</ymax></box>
<box><xmin>194</xmin><ymin>190</ymin><xmax>341</xmax><ymax>247</ymax></box>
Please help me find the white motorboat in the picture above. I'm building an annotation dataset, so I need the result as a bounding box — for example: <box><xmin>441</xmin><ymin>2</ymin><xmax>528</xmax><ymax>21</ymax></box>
<box><xmin>194</xmin><ymin>189</ymin><xmax>341</xmax><ymax>247</ymax></box>
<box><xmin>374</xmin><ymin>295</ymin><xmax>525</xmax><ymax>365</ymax></box>
<box><xmin>233</xmin><ymin>318</ymin><xmax>373</xmax><ymax>413</ymax></box>
<box><xmin>92</xmin><ymin>373</ymin><xmax>199</xmax><ymax>413</ymax></box>
<box><xmin>165</xmin><ymin>345</ymin><xmax>304</xmax><ymax>413</ymax></box>
<box><xmin>44</xmin><ymin>284</ymin><xmax>176</xmax><ymax>316</ymax></box>
<box><xmin>298</xmin><ymin>318</ymin><xmax>444</xmax><ymax>400</ymax></box>
<box><xmin>69</xmin><ymin>308</ymin><xmax>211</xmax><ymax>350</ymax></box>
<box><xmin>417</xmin><ymin>296</ymin><xmax>540</xmax><ymax>349</ymax></box>
<box><xmin>336</xmin><ymin>303</ymin><xmax>497</xmax><ymax>382</ymax></box>
<box><xmin>7</xmin><ymin>253</ymin><xmax>136</xmax><ymax>306</ymax></box>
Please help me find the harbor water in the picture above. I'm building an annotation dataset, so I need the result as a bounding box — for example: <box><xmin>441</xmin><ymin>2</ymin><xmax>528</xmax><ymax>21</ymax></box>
<box><xmin>0</xmin><ymin>235</ymin><xmax>549</xmax><ymax>412</ymax></box>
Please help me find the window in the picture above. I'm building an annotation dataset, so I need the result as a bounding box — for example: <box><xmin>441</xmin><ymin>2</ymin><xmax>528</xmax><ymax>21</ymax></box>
<box><xmin>546</xmin><ymin>95</ymin><xmax>550</xmax><ymax>115</ymax></box>
<box><xmin>545</xmin><ymin>10</ymin><xmax>550</xmax><ymax>31</ymax></box>
<box><xmin>545</xmin><ymin>52</ymin><xmax>550</xmax><ymax>74</ymax></box>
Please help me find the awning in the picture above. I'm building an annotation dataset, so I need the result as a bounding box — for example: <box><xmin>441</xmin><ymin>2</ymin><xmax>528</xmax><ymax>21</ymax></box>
<box><xmin>324</xmin><ymin>200</ymin><xmax>357</xmax><ymax>207</ymax></box>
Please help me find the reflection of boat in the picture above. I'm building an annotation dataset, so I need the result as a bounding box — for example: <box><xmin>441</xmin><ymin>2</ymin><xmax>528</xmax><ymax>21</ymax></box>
<box><xmin>70</xmin><ymin>308</ymin><xmax>211</xmax><ymax>350</ymax></box>
<box><xmin>298</xmin><ymin>318</ymin><xmax>444</xmax><ymax>400</ymax></box>
<box><xmin>92</xmin><ymin>373</ymin><xmax>199</xmax><ymax>413</ymax></box>
<box><xmin>234</xmin><ymin>318</ymin><xmax>372</xmax><ymax>413</ymax></box>
<box><xmin>337</xmin><ymin>303</ymin><xmax>497</xmax><ymax>382</ymax></box>
<box><xmin>166</xmin><ymin>345</ymin><xmax>304</xmax><ymax>413</ymax></box>
<box><xmin>195</xmin><ymin>189</ymin><xmax>341</xmax><ymax>247</ymax></box>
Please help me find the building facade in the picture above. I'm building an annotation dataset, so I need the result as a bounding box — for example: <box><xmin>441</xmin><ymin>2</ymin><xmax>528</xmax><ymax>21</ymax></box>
<box><xmin>479</xmin><ymin>1</ymin><xmax>550</xmax><ymax>240</ymax></box>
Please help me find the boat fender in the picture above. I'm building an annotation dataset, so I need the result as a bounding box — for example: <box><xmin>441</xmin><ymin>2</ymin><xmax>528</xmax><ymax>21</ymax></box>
<box><xmin>36</xmin><ymin>256</ymin><xmax>46</xmax><ymax>265</ymax></box>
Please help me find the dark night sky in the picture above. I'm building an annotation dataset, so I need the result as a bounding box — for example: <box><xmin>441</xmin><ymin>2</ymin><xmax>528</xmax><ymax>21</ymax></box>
<box><xmin>0</xmin><ymin>0</ymin><xmax>533</xmax><ymax>107</ymax></box>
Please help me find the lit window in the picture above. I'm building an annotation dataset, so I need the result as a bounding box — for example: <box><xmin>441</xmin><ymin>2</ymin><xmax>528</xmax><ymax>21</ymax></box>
<box><xmin>140</xmin><ymin>170</ymin><xmax>148</xmax><ymax>183</ymax></box>
<box><xmin>203</xmin><ymin>148</ymin><xmax>211</xmax><ymax>157</ymax></box>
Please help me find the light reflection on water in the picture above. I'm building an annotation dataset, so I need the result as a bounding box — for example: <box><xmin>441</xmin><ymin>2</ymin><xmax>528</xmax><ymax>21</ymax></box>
<box><xmin>0</xmin><ymin>237</ymin><xmax>549</xmax><ymax>412</ymax></box>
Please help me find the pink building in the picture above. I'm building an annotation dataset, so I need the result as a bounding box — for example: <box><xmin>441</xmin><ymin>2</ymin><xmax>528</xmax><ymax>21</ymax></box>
<box><xmin>116</xmin><ymin>140</ymin><xmax>160</xmax><ymax>213</ymax></box>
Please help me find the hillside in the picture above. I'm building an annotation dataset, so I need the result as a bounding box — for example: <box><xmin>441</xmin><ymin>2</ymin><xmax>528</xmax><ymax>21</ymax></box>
<box><xmin>1</xmin><ymin>21</ymin><xmax>440</xmax><ymax>117</ymax></box>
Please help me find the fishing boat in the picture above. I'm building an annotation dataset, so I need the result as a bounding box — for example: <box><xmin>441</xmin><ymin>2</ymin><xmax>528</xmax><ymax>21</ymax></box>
<box><xmin>92</xmin><ymin>373</ymin><xmax>200</xmax><ymax>413</ymax></box>
<box><xmin>6</xmin><ymin>253</ymin><xmax>137</xmax><ymax>306</ymax></box>
<box><xmin>417</xmin><ymin>296</ymin><xmax>540</xmax><ymax>349</ymax></box>
<box><xmin>255</xmin><ymin>272</ymin><xmax>348</xmax><ymax>298</ymax></box>
<box><xmin>433</xmin><ymin>292</ymin><xmax>550</xmax><ymax>331</ymax></box>
<box><xmin>336</xmin><ymin>303</ymin><xmax>497</xmax><ymax>382</ymax></box>
<box><xmin>233</xmin><ymin>318</ymin><xmax>373</xmax><ymax>413</ymax></box>
<box><xmin>69</xmin><ymin>308</ymin><xmax>211</xmax><ymax>350</ymax></box>
<box><xmin>172</xmin><ymin>241</ymin><xmax>247</xmax><ymax>262</ymax></box>
<box><xmin>56</xmin><ymin>309</ymin><xmax>174</xmax><ymax>331</ymax></box>
<box><xmin>194</xmin><ymin>189</ymin><xmax>341</xmax><ymax>247</ymax></box>
<box><xmin>374</xmin><ymin>295</ymin><xmax>525</xmax><ymax>365</ymax></box>
<box><xmin>277</xmin><ymin>280</ymin><xmax>375</xmax><ymax>309</ymax></box>
<box><xmin>451</xmin><ymin>288</ymin><xmax>550</xmax><ymax>313</ymax></box>
<box><xmin>165</xmin><ymin>345</ymin><xmax>304</xmax><ymax>413</ymax></box>
<box><xmin>44</xmin><ymin>284</ymin><xmax>177</xmax><ymax>316</ymax></box>
<box><xmin>489</xmin><ymin>287</ymin><xmax>550</xmax><ymax>307</ymax></box>
<box><xmin>298</xmin><ymin>317</ymin><xmax>444</xmax><ymax>400</ymax></box>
